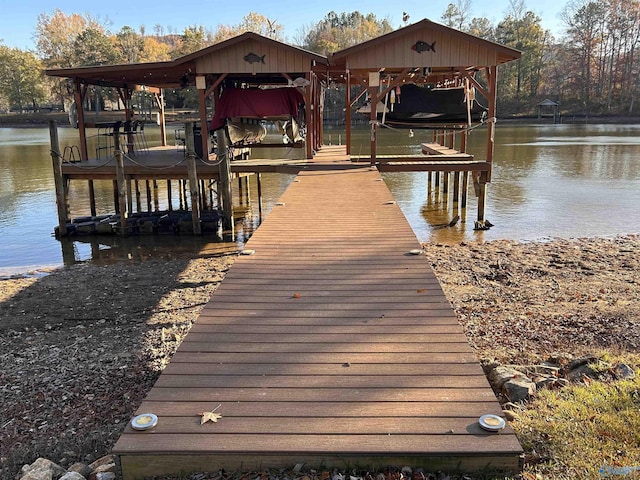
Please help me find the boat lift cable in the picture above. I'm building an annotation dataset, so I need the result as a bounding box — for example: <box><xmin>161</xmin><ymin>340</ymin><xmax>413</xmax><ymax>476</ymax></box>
<box><xmin>121</xmin><ymin>151</ymin><xmax>188</xmax><ymax>170</ymax></box>
<box><xmin>378</xmin><ymin>114</ymin><xmax>493</xmax><ymax>136</ymax></box>
<box><xmin>50</xmin><ymin>149</ymin><xmax>116</xmax><ymax>170</ymax></box>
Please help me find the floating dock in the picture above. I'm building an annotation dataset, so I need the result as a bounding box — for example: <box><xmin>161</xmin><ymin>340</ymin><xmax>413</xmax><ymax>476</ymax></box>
<box><xmin>113</xmin><ymin>146</ymin><xmax>523</xmax><ymax>479</ymax></box>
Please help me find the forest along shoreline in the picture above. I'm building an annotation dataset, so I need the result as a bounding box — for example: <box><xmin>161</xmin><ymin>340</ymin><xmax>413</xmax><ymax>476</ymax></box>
<box><xmin>1</xmin><ymin>235</ymin><xmax>639</xmax><ymax>479</ymax></box>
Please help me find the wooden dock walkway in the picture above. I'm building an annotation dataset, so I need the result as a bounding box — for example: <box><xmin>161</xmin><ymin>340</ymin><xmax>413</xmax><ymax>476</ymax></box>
<box><xmin>113</xmin><ymin>146</ymin><xmax>522</xmax><ymax>479</ymax></box>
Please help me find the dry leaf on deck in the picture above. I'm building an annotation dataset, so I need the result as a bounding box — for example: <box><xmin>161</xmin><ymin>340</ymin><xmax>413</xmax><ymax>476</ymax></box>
<box><xmin>200</xmin><ymin>411</ymin><xmax>223</xmax><ymax>424</ymax></box>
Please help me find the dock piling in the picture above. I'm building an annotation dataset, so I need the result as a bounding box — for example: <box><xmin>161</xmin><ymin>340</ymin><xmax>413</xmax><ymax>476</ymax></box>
<box><xmin>49</xmin><ymin>121</ymin><xmax>68</xmax><ymax>237</ymax></box>
<box><xmin>113</xmin><ymin>132</ymin><xmax>128</xmax><ymax>235</ymax></box>
<box><xmin>185</xmin><ymin>123</ymin><xmax>202</xmax><ymax>235</ymax></box>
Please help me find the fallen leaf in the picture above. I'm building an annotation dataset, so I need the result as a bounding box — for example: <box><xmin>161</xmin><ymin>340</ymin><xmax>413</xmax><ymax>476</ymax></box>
<box><xmin>292</xmin><ymin>293</ymin><xmax>302</xmax><ymax>298</ymax></box>
<box><xmin>200</xmin><ymin>411</ymin><xmax>223</xmax><ymax>424</ymax></box>
<box><xmin>416</xmin><ymin>289</ymin><xmax>426</xmax><ymax>293</ymax></box>
<box><xmin>199</xmin><ymin>404</ymin><xmax>223</xmax><ymax>424</ymax></box>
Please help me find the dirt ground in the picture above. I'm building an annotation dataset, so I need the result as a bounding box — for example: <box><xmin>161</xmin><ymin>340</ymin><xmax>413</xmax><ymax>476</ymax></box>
<box><xmin>1</xmin><ymin>235</ymin><xmax>639</xmax><ymax>478</ymax></box>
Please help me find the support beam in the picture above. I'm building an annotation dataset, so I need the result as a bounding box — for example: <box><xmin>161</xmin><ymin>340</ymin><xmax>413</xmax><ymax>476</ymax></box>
<box><xmin>74</xmin><ymin>81</ymin><xmax>88</xmax><ymax>161</ymax></box>
<box><xmin>185</xmin><ymin>122</ymin><xmax>202</xmax><ymax>235</ymax></box>
<box><xmin>485</xmin><ymin>66</ymin><xmax>498</xmax><ymax>182</ymax></box>
<box><xmin>197</xmin><ymin>87</ymin><xmax>209</xmax><ymax>160</ymax></box>
<box><xmin>88</xmin><ymin>180</ymin><xmax>96</xmax><ymax>216</ymax></box>
<box><xmin>305</xmin><ymin>72</ymin><xmax>313</xmax><ymax>159</ymax></box>
<box><xmin>216</xmin><ymin>125</ymin><xmax>233</xmax><ymax>230</ymax></box>
<box><xmin>155</xmin><ymin>91</ymin><xmax>167</xmax><ymax>146</ymax></box>
<box><xmin>49</xmin><ymin>121</ymin><xmax>68</xmax><ymax>236</ymax></box>
<box><xmin>345</xmin><ymin>70</ymin><xmax>351</xmax><ymax>155</ymax></box>
<box><xmin>113</xmin><ymin>131</ymin><xmax>128</xmax><ymax>235</ymax></box>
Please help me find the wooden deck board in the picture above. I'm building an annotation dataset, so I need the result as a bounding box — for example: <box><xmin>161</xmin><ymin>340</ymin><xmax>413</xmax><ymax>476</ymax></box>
<box><xmin>113</xmin><ymin>147</ymin><xmax>522</xmax><ymax>479</ymax></box>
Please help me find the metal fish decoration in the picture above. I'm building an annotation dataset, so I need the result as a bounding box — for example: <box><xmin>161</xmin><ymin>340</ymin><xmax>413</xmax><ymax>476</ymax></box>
<box><xmin>244</xmin><ymin>52</ymin><xmax>266</xmax><ymax>64</ymax></box>
<box><xmin>411</xmin><ymin>41</ymin><xmax>436</xmax><ymax>53</ymax></box>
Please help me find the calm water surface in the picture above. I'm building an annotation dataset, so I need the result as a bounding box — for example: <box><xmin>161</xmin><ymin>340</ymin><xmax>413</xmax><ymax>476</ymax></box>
<box><xmin>1</xmin><ymin>123</ymin><xmax>639</xmax><ymax>275</ymax></box>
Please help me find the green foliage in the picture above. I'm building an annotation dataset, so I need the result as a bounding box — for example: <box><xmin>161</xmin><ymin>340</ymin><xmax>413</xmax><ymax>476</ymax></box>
<box><xmin>495</xmin><ymin>9</ymin><xmax>549</xmax><ymax>112</ymax></box>
<box><xmin>0</xmin><ymin>46</ymin><xmax>47</xmax><ymax>112</ymax></box>
<box><xmin>72</xmin><ymin>28</ymin><xmax>121</xmax><ymax>66</ymax></box>
<box><xmin>297</xmin><ymin>11</ymin><xmax>393</xmax><ymax>55</ymax></box>
<box><xmin>514</xmin><ymin>370</ymin><xmax>640</xmax><ymax>478</ymax></box>
<box><xmin>210</xmin><ymin>12</ymin><xmax>284</xmax><ymax>44</ymax></box>
<box><xmin>172</xmin><ymin>25</ymin><xmax>212</xmax><ymax>58</ymax></box>
<box><xmin>116</xmin><ymin>26</ymin><xmax>145</xmax><ymax>63</ymax></box>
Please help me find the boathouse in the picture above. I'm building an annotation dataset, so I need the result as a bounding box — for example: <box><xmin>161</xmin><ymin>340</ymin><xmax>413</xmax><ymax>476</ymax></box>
<box><xmin>329</xmin><ymin>19</ymin><xmax>521</xmax><ymax>227</ymax></box>
<box><xmin>46</xmin><ymin>32</ymin><xmax>328</xmax><ymax>235</ymax></box>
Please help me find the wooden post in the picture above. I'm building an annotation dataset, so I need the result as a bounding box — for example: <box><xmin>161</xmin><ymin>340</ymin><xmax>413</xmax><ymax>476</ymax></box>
<box><xmin>305</xmin><ymin>72</ymin><xmax>313</xmax><ymax>159</ymax></box>
<box><xmin>461</xmin><ymin>130</ymin><xmax>467</xmax><ymax>153</ymax></box>
<box><xmin>146</xmin><ymin>181</ymin><xmax>152</xmax><ymax>211</ymax></box>
<box><xmin>453</xmin><ymin>172</ymin><xmax>460</xmax><ymax>204</ymax></box>
<box><xmin>200</xmin><ymin>179</ymin><xmax>208</xmax><ymax>210</ymax></box>
<box><xmin>198</xmin><ymin>87</ymin><xmax>209</xmax><ymax>160</ymax></box>
<box><xmin>135</xmin><ymin>180</ymin><xmax>141</xmax><ymax>212</ymax></box>
<box><xmin>49</xmin><ymin>121</ymin><xmax>68</xmax><ymax>236</ymax></box>
<box><xmin>369</xmin><ymin>72</ymin><xmax>379</xmax><ymax>164</ymax></box>
<box><xmin>477</xmin><ymin>65</ymin><xmax>498</xmax><ymax>225</ymax></box>
<box><xmin>156</xmin><ymin>91</ymin><xmax>167</xmax><ymax>146</ymax></box>
<box><xmin>216</xmin><ymin>124</ymin><xmax>233</xmax><ymax>230</ymax></box>
<box><xmin>476</xmin><ymin>182</ymin><xmax>487</xmax><ymax>227</ymax></box>
<box><xmin>485</xmin><ymin>66</ymin><xmax>498</xmax><ymax>182</ymax></box>
<box><xmin>153</xmin><ymin>180</ymin><xmax>159</xmax><ymax>211</ymax></box>
<box><xmin>113</xmin><ymin>180</ymin><xmax>119</xmax><ymax>213</ymax></box>
<box><xmin>113</xmin><ymin>132</ymin><xmax>128</xmax><ymax>235</ymax></box>
<box><xmin>73</xmin><ymin>81</ymin><xmax>88</xmax><ymax>161</ymax></box>
<box><xmin>345</xmin><ymin>70</ymin><xmax>351</xmax><ymax>155</ymax></box>
<box><xmin>126</xmin><ymin>177</ymin><xmax>133</xmax><ymax>213</ymax></box>
<box><xmin>257</xmin><ymin>172</ymin><xmax>263</xmax><ymax>218</ymax></box>
<box><xmin>167</xmin><ymin>180</ymin><xmax>173</xmax><ymax>211</ymax></box>
<box><xmin>185</xmin><ymin>122</ymin><xmax>202</xmax><ymax>235</ymax></box>
<box><xmin>462</xmin><ymin>171</ymin><xmax>469</xmax><ymax>208</ymax></box>
<box><xmin>88</xmin><ymin>180</ymin><xmax>96</xmax><ymax>216</ymax></box>
<box><xmin>246</xmin><ymin>176</ymin><xmax>251</xmax><ymax>204</ymax></box>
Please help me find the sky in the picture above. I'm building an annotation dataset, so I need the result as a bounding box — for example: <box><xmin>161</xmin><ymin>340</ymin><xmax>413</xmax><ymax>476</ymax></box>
<box><xmin>0</xmin><ymin>0</ymin><xmax>567</xmax><ymax>51</ymax></box>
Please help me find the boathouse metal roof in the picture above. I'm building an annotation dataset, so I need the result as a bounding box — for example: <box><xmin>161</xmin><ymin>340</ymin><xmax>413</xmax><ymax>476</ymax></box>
<box><xmin>46</xmin><ymin>32</ymin><xmax>328</xmax><ymax>89</ymax></box>
<box><xmin>329</xmin><ymin>18</ymin><xmax>521</xmax><ymax>75</ymax></box>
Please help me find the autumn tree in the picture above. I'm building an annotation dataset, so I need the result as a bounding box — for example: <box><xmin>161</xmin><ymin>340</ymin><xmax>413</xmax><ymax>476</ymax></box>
<box><xmin>210</xmin><ymin>12</ymin><xmax>284</xmax><ymax>44</ymax></box>
<box><xmin>35</xmin><ymin>9</ymin><xmax>109</xmax><ymax>68</ymax></box>
<box><xmin>0</xmin><ymin>46</ymin><xmax>47</xmax><ymax>112</ymax></box>
<box><xmin>297</xmin><ymin>11</ymin><xmax>393</xmax><ymax>55</ymax></box>
<box><xmin>140</xmin><ymin>36</ymin><xmax>172</xmax><ymax>62</ymax></box>
<box><xmin>467</xmin><ymin>17</ymin><xmax>495</xmax><ymax>39</ymax></box>
<box><xmin>171</xmin><ymin>25</ymin><xmax>214</xmax><ymax>58</ymax></box>
<box><xmin>116</xmin><ymin>26</ymin><xmax>145</xmax><ymax>63</ymax></box>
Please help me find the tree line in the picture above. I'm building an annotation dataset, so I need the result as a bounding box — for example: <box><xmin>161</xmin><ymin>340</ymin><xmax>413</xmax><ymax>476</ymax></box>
<box><xmin>1</xmin><ymin>1</ymin><xmax>639</xmax><ymax>117</ymax></box>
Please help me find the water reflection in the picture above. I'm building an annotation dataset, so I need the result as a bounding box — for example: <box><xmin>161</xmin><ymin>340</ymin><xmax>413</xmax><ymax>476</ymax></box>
<box><xmin>1</xmin><ymin>122</ymin><xmax>640</xmax><ymax>274</ymax></box>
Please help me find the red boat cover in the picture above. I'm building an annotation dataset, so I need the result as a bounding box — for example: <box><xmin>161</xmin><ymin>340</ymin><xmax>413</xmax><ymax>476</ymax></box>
<box><xmin>209</xmin><ymin>87</ymin><xmax>305</xmax><ymax>131</ymax></box>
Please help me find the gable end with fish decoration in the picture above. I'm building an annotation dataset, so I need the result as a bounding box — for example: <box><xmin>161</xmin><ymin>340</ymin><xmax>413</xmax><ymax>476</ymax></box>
<box><xmin>411</xmin><ymin>41</ymin><xmax>436</xmax><ymax>54</ymax></box>
<box><xmin>244</xmin><ymin>52</ymin><xmax>266</xmax><ymax>64</ymax></box>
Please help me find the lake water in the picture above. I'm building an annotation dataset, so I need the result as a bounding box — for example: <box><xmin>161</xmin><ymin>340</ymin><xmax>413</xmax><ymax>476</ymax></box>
<box><xmin>1</xmin><ymin>122</ymin><xmax>639</xmax><ymax>276</ymax></box>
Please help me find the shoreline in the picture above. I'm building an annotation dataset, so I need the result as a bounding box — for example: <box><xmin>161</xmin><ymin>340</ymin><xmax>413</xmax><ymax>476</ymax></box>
<box><xmin>2</xmin><ymin>111</ymin><xmax>640</xmax><ymax>128</ymax></box>
<box><xmin>1</xmin><ymin>234</ymin><xmax>639</xmax><ymax>478</ymax></box>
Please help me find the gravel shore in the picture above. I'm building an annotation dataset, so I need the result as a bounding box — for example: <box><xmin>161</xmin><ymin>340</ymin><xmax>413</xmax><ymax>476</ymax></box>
<box><xmin>1</xmin><ymin>235</ymin><xmax>638</xmax><ymax>478</ymax></box>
